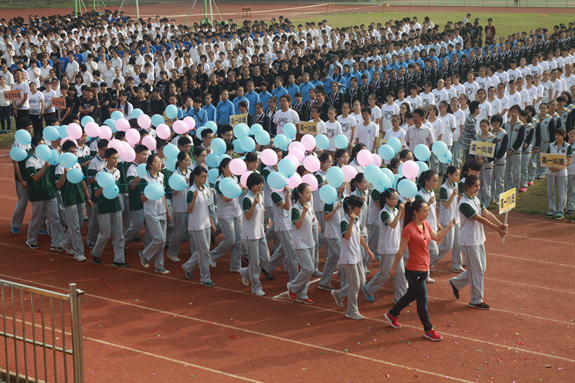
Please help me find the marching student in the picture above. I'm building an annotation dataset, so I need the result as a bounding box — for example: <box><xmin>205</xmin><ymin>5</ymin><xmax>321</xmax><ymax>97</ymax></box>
<box><xmin>124</xmin><ymin>145</ymin><xmax>151</xmax><ymax>251</ymax></box>
<box><xmin>432</xmin><ymin>166</ymin><xmax>463</xmax><ymax>272</ymax></box>
<box><xmin>25</xmin><ymin>136</ymin><xmax>65</xmax><ymax>250</ymax></box>
<box><xmin>210</xmin><ymin>157</ymin><xmax>243</xmax><ymax>272</ymax></box>
<box><xmin>166</xmin><ymin>151</ymin><xmax>192</xmax><ymax>262</ymax></box>
<box><xmin>519</xmin><ymin>108</ymin><xmax>535</xmax><ymax>192</ymax></box>
<box><xmin>138</xmin><ymin>154</ymin><xmax>172</xmax><ymax>275</ymax></box>
<box><xmin>91</xmin><ymin>148</ymin><xmax>129</xmax><ymax>267</ymax></box>
<box><xmin>287</xmin><ymin>182</ymin><xmax>316</xmax><ymax>304</ymax></box>
<box><xmin>449</xmin><ymin>175</ymin><xmax>508</xmax><ymax>309</ymax></box>
<box><xmin>56</xmin><ymin>140</ymin><xmax>93</xmax><ymax>262</ymax></box>
<box><xmin>182</xmin><ymin>165</ymin><xmax>217</xmax><ymax>286</ymax></box>
<box><xmin>262</xmin><ymin>147</ymin><xmax>283</xmax><ymax>267</ymax></box>
<box><xmin>545</xmin><ymin>128</ymin><xmax>572</xmax><ymax>219</ymax></box>
<box><xmin>86</xmin><ymin>139</ymin><xmax>108</xmax><ymax>248</ymax></box>
<box><xmin>415</xmin><ymin>170</ymin><xmax>440</xmax><ymax>283</ymax></box>
<box><xmin>350</xmin><ymin>173</ymin><xmax>370</xmax><ymax>272</ymax></box>
<box><xmin>313</xmin><ymin>152</ymin><xmax>332</xmax><ymax>272</ymax></box>
<box><xmin>490</xmin><ymin>115</ymin><xmax>509</xmax><ymax>203</ymax></box>
<box><xmin>474</xmin><ymin>119</ymin><xmax>496</xmax><ymax>206</ymax></box>
<box><xmin>504</xmin><ymin>105</ymin><xmax>525</xmax><ymax>192</ymax></box>
<box><xmin>240</xmin><ymin>173</ymin><xmax>270</xmax><ymax>296</ymax></box>
<box><xmin>11</xmin><ymin>119</ymin><xmax>34</xmax><ymax>235</ymax></box>
<box><xmin>331</xmin><ymin>195</ymin><xmax>375</xmax><ymax>320</ymax></box>
<box><xmin>383</xmin><ymin>199</ymin><xmax>456</xmax><ymax>341</ymax></box>
<box><xmin>566</xmin><ymin>129</ymin><xmax>575</xmax><ymax>216</ymax></box>
<box><xmin>363</xmin><ymin>188</ymin><xmax>406</xmax><ymax>302</ymax></box>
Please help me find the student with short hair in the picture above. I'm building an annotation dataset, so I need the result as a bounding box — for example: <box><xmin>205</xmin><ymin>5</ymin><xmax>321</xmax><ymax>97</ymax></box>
<box><xmin>86</xmin><ymin>139</ymin><xmax>109</xmax><ymax>247</ymax></box>
<box><xmin>11</xmin><ymin>119</ymin><xmax>34</xmax><ymax>235</ymax></box>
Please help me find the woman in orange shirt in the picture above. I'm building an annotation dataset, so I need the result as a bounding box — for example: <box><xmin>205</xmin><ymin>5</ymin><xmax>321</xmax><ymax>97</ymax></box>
<box><xmin>383</xmin><ymin>199</ymin><xmax>456</xmax><ymax>341</ymax></box>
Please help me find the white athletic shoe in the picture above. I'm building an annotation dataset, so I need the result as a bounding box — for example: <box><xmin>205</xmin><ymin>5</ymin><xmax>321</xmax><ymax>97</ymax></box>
<box><xmin>425</xmin><ymin>276</ymin><xmax>435</xmax><ymax>284</ymax></box>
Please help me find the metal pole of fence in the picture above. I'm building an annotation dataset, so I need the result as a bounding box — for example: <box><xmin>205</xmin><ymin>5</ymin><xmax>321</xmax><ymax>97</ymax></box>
<box><xmin>1</xmin><ymin>286</ymin><xmax>10</xmax><ymax>378</ymax></box>
<box><xmin>30</xmin><ymin>293</ymin><xmax>38</xmax><ymax>382</ymax></box>
<box><xmin>11</xmin><ymin>288</ymin><xmax>20</xmax><ymax>379</ymax></box>
<box><xmin>69</xmin><ymin>283</ymin><xmax>84</xmax><ymax>383</ymax></box>
<box><xmin>41</xmin><ymin>298</ymin><xmax>48</xmax><ymax>381</ymax></box>
<box><xmin>60</xmin><ymin>300</ymin><xmax>69</xmax><ymax>383</ymax></box>
<box><xmin>20</xmin><ymin>290</ymin><xmax>29</xmax><ymax>382</ymax></box>
<box><xmin>51</xmin><ymin>297</ymin><xmax>58</xmax><ymax>383</ymax></box>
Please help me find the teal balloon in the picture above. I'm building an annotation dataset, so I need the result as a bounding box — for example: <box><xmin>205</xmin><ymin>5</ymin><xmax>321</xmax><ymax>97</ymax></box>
<box><xmin>218</xmin><ymin>154</ymin><xmax>231</xmax><ymax>164</ymax></box>
<box><xmin>438</xmin><ymin>151</ymin><xmax>452</xmax><ymax>164</ymax></box>
<box><xmin>195</xmin><ymin>127</ymin><xmax>205</xmax><ymax>140</ymax></box>
<box><xmin>48</xmin><ymin>150</ymin><xmax>60</xmax><ymax>165</ymax></box>
<box><xmin>59</xmin><ymin>125</ymin><xmax>68</xmax><ymax>139</ymax></box>
<box><xmin>164</xmin><ymin>144</ymin><xmax>179</xmax><ymax>159</ymax></box>
<box><xmin>267</xmin><ymin>172</ymin><xmax>287</xmax><ymax>190</ymax></box>
<box><xmin>66</xmin><ymin>168</ymin><xmax>84</xmax><ymax>184</ymax></box>
<box><xmin>43</xmin><ymin>126</ymin><xmax>60</xmax><ymax>141</ymax></box>
<box><xmin>103</xmin><ymin>185</ymin><xmax>120</xmax><ymax>200</ymax></box>
<box><xmin>393</xmin><ymin>174</ymin><xmax>402</xmax><ymax>189</ymax></box>
<box><xmin>319</xmin><ymin>185</ymin><xmax>337</xmax><ymax>204</ymax></box>
<box><xmin>397</xmin><ymin>179</ymin><xmax>418</xmax><ymax>199</ymax></box>
<box><xmin>9</xmin><ymin>147</ymin><xmax>27</xmax><ymax>162</ymax></box>
<box><xmin>274</xmin><ymin>134</ymin><xmax>289</xmax><ymax>150</ymax></box>
<box><xmin>111</xmin><ymin>110</ymin><xmax>124</xmax><ymax>121</ymax></box>
<box><xmin>59</xmin><ymin>152</ymin><xmax>77</xmax><ymax>168</ymax></box>
<box><xmin>165</xmin><ymin>105</ymin><xmax>178</xmax><ymax>119</ymax></box>
<box><xmin>208</xmin><ymin>169</ymin><xmax>219</xmax><ymax>184</ymax></box>
<box><xmin>206</xmin><ymin>153</ymin><xmax>220</xmax><ymax>168</ymax></box>
<box><xmin>151</xmin><ymin>114</ymin><xmax>164</xmax><ymax>127</ymax></box>
<box><xmin>283</xmin><ymin>123</ymin><xmax>297</xmax><ymax>139</ymax></box>
<box><xmin>334</xmin><ymin>134</ymin><xmax>349</xmax><ymax>149</ymax></box>
<box><xmin>398</xmin><ymin>163</ymin><xmax>403</xmax><ymax>177</ymax></box>
<box><xmin>278</xmin><ymin>158</ymin><xmax>296</xmax><ymax>177</ymax></box>
<box><xmin>144</xmin><ymin>183</ymin><xmax>164</xmax><ymax>200</ymax></box>
<box><xmin>104</xmin><ymin>119</ymin><xmax>116</xmax><ymax>129</ymax></box>
<box><xmin>15</xmin><ymin>130</ymin><xmax>31</xmax><ymax>146</ymax></box>
<box><xmin>35</xmin><ymin>144</ymin><xmax>52</xmax><ymax>161</ymax></box>
<box><xmin>96</xmin><ymin>172</ymin><xmax>115</xmax><ymax>189</ymax></box>
<box><xmin>432</xmin><ymin>141</ymin><xmax>449</xmax><ymax>157</ymax></box>
<box><xmin>211</xmin><ymin>137</ymin><xmax>226</xmax><ymax>155</ymax></box>
<box><xmin>241</xmin><ymin>136</ymin><xmax>256</xmax><ymax>152</ymax></box>
<box><xmin>364</xmin><ymin>164</ymin><xmax>383</xmax><ymax>185</ymax></box>
<box><xmin>131</xmin><ymin>108</ymin><xmax>143</xmax><ymax>119</ymax></box>
<box><xmin>250</xmin><ymin>124</ymin><xmax>263</xmax><ymax>135</ymax></box>
<box><xmin>136</xmin><ymin>163</ymin><xmax>147</xmax><ymax>178</ymax></box>
<box><xmin>416</xmin><ymin>161</ymin><xmax>429</xmax><ymax>176</ymax></box>
<box><xmin>414</xmin><ymin>144</ymin><xmax>431</xmax><ymax>161</ymax></box>
<box><xmin>382</xmin><ymin>168</ymin><xmax>394</xmax><ymax>181</ymax></box>
<box><xmin>378</xmin><ymin>144</ymin><xmax>395</xmax><ymax>161</ymax></box>
<box><xmin>233</xmin><ymin>139</ymin><xmax>245</xmax><ymax>153</ymax></box>
<box><xmin>255</xmin><ymin>130</ymin><xmax>270</xmax><ymax>146</ymax></box>
<box><xmin>81</xmin><ymin>116</ymin><xmax>94</xmax><ymax>127</ymax></box>
<box><xmin>374</xmin><ymin>173</ymin><xmax>392</xmax><ymax>192</ymax></box>
<box><xmin>233</xmin><ymin>123</ymin><xmax>249</xmax><ymax>139</ymax></box>
<box><xmin>387</xmin><ymin>137</ymin><xmax>402</xmax><ymax>154</ymax></box>
<box><xmin>315</xmin><ymin>134</ymin><xmax>329</xmax><ymax>150</ymax></box>
<box><xmin>169</xmin><ymin>174</ymin><xmax>187</xmax><ymax>191</ymax></box>
<box><xmin>326</xmin><ymin>166</ymin><xmax>345</xmax><ymax>188</ymax></box>
<box><xmin>219</xmin><ymin>177</ymin><xmax>242</xmax><ymax>199</ymax></box>
<box><xmin>166</xmin><ymin>158</ymin><xmax>177</xmax><ymax>172</ymax></box>
<box><xmin>205</xmin><ymin>121</ymin><xmax>217</xmax><ymax>134</ymax></box>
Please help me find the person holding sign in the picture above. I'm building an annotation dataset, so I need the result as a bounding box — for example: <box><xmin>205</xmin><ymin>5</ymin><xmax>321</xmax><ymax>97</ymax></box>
<box><xmin>545</xmin><ymin>128</ymin><xmax>572</xmax><ymax>219</ymax></box>
<box><xmin>449</xmin><ymin>175</ymin><xmax>508</xmax><ymax>310</ymax></box>
<box><xmin>473</xmin><ymin>119</ymin><xmax>496</xmax><ymax>207</ymax></box>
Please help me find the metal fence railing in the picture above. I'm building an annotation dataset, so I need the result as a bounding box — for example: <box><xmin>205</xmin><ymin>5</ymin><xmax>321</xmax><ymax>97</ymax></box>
<box><xmin>0</xmin><ymin>280</ymin><xmax>84</xmax><ymax>383</ymax></box>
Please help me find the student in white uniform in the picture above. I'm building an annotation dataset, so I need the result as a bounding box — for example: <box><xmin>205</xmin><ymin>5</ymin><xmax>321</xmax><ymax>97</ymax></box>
<box><xmin>449</xmin><ymin>175</ymin><xmax>507</xmax><ymax>309</ymax></box>
<box><xmin>348</xmin><ymin>143</ymin><xmax>367</xmax><ymax>174</ymax></box>
<box><xmin>11</xmin><ymin>119</ymin><xmax>33</xmax><ymax>235</ymax></box>
<box><xmin>330</xmin><ymin>195</ymin><xmax>374</xmax><ymax>320</ymax></box>
<box><xmin>182</xmin><ymin>166</ymin><xmax>217</xmax><ymax>286</ymax></box>
<box><xmin>432</xmin><ymin>166</ymin><xmax>463</xmax><ymax>272</ymax></box>
<box><xmin>545</xmin><ymin>128</ymin><xmax>573</xmax><ymax>219</ymax></box>
<box><xmin>287</xmin><ymin>183</ymin><xmax>316</xmax><ymax>304</ymax></box>
<box><xmin>240</xmin><ymin>173</ymin><xmax>270</xmax><ymax>296</ymax></box>
<box><xmin>166</xmin><ymin>152</ymin><xmax>192</xmax><ymax>261</ymax></box>
<box><xmin>415</xmin><ymin>170</ymin><xmax>440</xmax><ymax>283</ymax></box>
<box><xmin>350</xmin><ymin>173</ymin><xmax>370</xmax><ymax>272</ymax></box>
<box><xmin>566</xmin><ymin>129</ymin><xmax>575</xmax><ymax>215</ymax></box>
<box><xmin>262</xmin><ymin>148</ymin><xmax>283</xmax><ymax>261</ymax></box>
<box><xmin>210</xmin><ymin>157</ymin><xmax>243</xmax><ymax>272</ymax></box>
<box><xmin>363</xmin><ymin>188</ymin><xmax>406</xmax><ymax>302</ymax></box>
<box><xmin>474</xmin><ymin>119</ymin><xmax>496</xmax><ymax>206</ymax></box>
<box><xmin>314</xmin><ymin>152</ymin><xmax>332</xmax><ymax>268</ymax></box>
<box><xmin>138</xmin><ymin>154</ymin><xmax>171</xmax><ymax>275</ymax></box>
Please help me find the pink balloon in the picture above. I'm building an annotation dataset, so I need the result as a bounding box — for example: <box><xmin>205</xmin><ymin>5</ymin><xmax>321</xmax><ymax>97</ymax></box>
<box><xmin>372</xmin><ymin>153</ymin><xmax>382</xmax><ymax>167</ymax></box>
<box><xmin>401</xmin><ymin>160</ymin><xmax>419</xmax><ymax>180</ymax></box>
<box><xmin>84</xmin><ymin>122</ymin><xmax>100</xmax><ymax>138</ymax></box>
<box><xmin>123</xmin><ymin>146</ymin><xmax>136</xmax><ymax>162</ymax></box>
<box><xmin>341</xmin><ymin>165</ymin><xmax>359</xmax><ymax>183</ymax></box>
<box><xmin>288</xmin><ymin>141</ymin><xmax>305</xmax><ymax>153</ymax></box>
<box><xmin>137</xmin><ymin>114</ymin><xmax>151</xmax><ymax>130</ymax></box>
<box><xmin>287</xmin><ymin>173</ymin><xmax>302</xmax><ymax>189</ymax></box>
<box><xmin>301</xmin><ymin>134</ymin><xmax>316</xmax><ymax>151</ymax></box>
<box><xmin>99</xmin><ymin>125</ymin><xmax>112</xmax><ymax>140</ymax></box>
<box><xmin>357</xmin><ymin>149</ymin><xmax>374</xmax><ymax>166</ymax></box>
<box><xmin>240</xmin><ymin>171</ymin><xmax>253</xmax><ymax>188</ymax></box>
<box><xmin>60</xmin><ymin>137</ymin><xmax>77</xmax><ymax>146</ymax></box>
<box><xmin>142</xmin><ymin>135</ymin><xmax>157</xmax><ymax>151</ymax></box>
<box><xmin>115</xmin><ymin>118</ymin><xmax>130</xmax><ymax>132</ymax></box>
<box><xmin>303</xmin><ymin>155</ymin><xmax>320</xmax><ymax>172</ymax></box>
<box><xmin>302</xmin><ymin>173</ymin><xmax>319</xmax><ymax>191</ymax></box>
<box><xmin>173</xmin><ymin>120</ymin><xmax>188</xmax><ymax>134</ymax></box>
<box><xmin>183</xmin><ymin>116</ymin><xmax>196</xmax><ymax>130</ymax></box>
<box><xmin>229</xmin><ymin>158</ymin><xmax>247</xmax><ymax>175</ymax></box>
<box><xmin>156</xmin><ymin>124</ymin><xmax>171</xmax><ymax>140</ymax></box>
<box><xmin>284</xmin><ymin>154</ymin><xmax>300</xmax><ymax>166</ymax></box>
<box><xmin>126</xmin><ymin>129</ymin><xmax>141</xmax><ymax>145</ymax></box>
<box><xmin>67</xmin><ymin>123</ymin><xmax>82</xmax><ymax>140</ymax></box>
<box><xmin>261</xmin><ymin>148</ymin><xmax>278</xmax><ymax>166</ymax></box>
<box><xmin>107</xmin><ymin>138</ymin><xmax>122</xmax><ymax>151</ymax></box>
<box><xmin>289</xmin><ymin>147</ymin><xmax>305</xmax><ymax>163</ymax></box>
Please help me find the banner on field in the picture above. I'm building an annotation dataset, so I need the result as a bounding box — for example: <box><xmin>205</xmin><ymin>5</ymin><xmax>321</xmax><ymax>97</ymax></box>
<box><xmin>230</xmin><ymin>113</ymin><xmax>247</xmax><ymax>127</ymax></box>
<box><xmin>52</xmin><ymin>97</ymin><xmax>66</xmax><ymax>109</ymax></box>
<box><xmin>4</xmin><ymin>90</ymin><xmax>22</xmax><ymax>102</ymax></box>
<box><xmin>469</xmin><ymin>141</ymin><xmax>496</xmax><ymax>156</ymax></box>
<box><xmin>299</xmin><ymin>121</ymin><xmax>317</xmax><ymax>136</ymax></box>
<box><xmin>499</xmin><ymin>188</ymin><xmax>516</xmax><ymax>215</ymax></box>
<box><xmin>540</xmin><ymin>153</ymin><xmax>566</xmax><ymax>169</ymax></box>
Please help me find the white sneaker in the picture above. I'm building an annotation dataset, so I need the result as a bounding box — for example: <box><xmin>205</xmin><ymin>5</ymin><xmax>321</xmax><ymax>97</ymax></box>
<box><xmin>154</xmin><ymin>268</ymin><xmax>170</xmax><ymax>275</ymax></box>
<box><xmin>209</xmin><ymin>257</ymin><xmax>217</xmax><ymax>268</ymax></box>
<box><xmin>241</xmin><ymin>272</ymin><xmax>249</xmax><ymax>286</ymax></box>
<box><xmin>60</xmin><ymin>243</ymin><xmax>74</xmax><ymax>255</ymax></box>
<box><xmin>253</xmin><ymin>290</ymin><xmax>266</xmax><ymax>296</ymax></box>
<box><xmin>166</xmin><ymin>254</ymin><xmax>180</xmax><ymax>262</ymax></box>
<box><xmin>331</xmin><ymin>290</ymin><xmax>343</xmax><ymax>308</ymax></box>
<box><xmin>425</xmin><ymin>276</ymin><xmax>435</xmax><ymax>284</ymax></box>
<box><xmin>229</xmin><ymin>268</ymin><xmax>241</xmax><ymax>273</ymax></box>
<box><xmin>345</xmin><ymin>312</ymin><xmax>365</xmax><ymax>320</ymax></box>
<box><xmin>75</xmin><ymin>255</ymin><xmax>86</xmax><ymax>262</ymax></box>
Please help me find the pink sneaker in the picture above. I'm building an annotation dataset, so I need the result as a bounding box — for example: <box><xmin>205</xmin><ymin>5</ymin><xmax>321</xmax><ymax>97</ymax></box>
<box><xmin>528</xmin><ymin>182</ymin><xmax>534</xmax><ymax>186</ymax></box>
<box><xmin>519</xmin><ymin>187</ymin><xmax>527</xmax><ymax>192</ymax></box>
<box><xmin>424</xmin><ymin>329</ymin><xmax>443</xmax><ymax>341</ymax></box>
